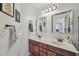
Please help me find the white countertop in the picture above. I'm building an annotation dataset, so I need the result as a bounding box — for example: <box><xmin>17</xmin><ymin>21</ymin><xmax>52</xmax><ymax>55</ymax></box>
<box><xmin>29</xmin><ymin>36</ymin><xmax>78</xmax><ymax>54</ymax></box>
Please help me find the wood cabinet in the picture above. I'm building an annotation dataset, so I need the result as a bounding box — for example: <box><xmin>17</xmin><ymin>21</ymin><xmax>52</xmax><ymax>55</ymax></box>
<box><xmin>33</xmin><ymin>44</ymin><xmax>39</xmax><ymax>56</ymax></box>
<box><xmin>29</xmin><ymin>40</ymin><xmax>39</xmax><ymax>56</ymax></box>
<box><xmin>29</xmin><ymin>42</ymin><xmax>34</xmax><ymax>54</ymax></box>
<box><xmin>29</xmin><ymin>39</ymin><xmax>77</xmax><ymax>56</ymax></box>
<box><xmin>47</xmin><ymin>45</ymin><xmax>76</xmax><ymax>56</ymax></box>
<box><xmin>39</xmin><ymin>42</ymin><xmax>47</xmax><ymax>56</ymax></box>
<box><xmin>47</xmin><ymin>50</ymin><xmax>57</xmax><ymax>56</ymax></box>
<box><xmin>39</xmin><ymin>51</ymin><xmax>47</xmax><ymax>56</ymax></box>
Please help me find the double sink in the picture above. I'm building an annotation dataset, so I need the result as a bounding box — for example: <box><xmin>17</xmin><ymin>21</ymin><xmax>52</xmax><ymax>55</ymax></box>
<box><xmin>38</xmin><ymin>37</ymin><xmax>66</xmax><ymax>46</ymax></box>
<box><xmin>29</xmin><ymin>35</ymin><xmax>78</xmax><ymax>53</ymax></box>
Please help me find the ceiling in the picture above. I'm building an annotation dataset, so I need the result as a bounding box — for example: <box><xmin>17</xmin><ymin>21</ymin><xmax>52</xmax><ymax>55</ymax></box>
<box><xmin>21</xmin><ymin>3</ymin><xmax>57</xmax><ymax>10</ymax></box>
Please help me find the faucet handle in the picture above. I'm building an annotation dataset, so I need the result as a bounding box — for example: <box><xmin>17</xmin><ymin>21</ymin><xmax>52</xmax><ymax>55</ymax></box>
<box><xmin>38</xmin><ymin>35</ymin><xmax>41</xmax><ymax>38</ymax></box>
<box><xmin>58</xmin><ymin>38</ymin><xmax>63</xmax><ymax>42</ymax></box>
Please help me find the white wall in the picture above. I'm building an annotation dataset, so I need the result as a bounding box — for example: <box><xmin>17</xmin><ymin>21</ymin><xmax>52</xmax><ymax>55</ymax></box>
<box><xmin>0</xmin><ymin>3</ymin><xmax>38</xmax><ymax>56</ymax></box>
<box><xmin>0</xmin><ymin>3</ymin><xmax>22</xmax><ymax>56</ymax></box>
<box><xmin>19</xmin><ymin>4</ymin><xmax>37</xmax><ymax>56</ymax></box>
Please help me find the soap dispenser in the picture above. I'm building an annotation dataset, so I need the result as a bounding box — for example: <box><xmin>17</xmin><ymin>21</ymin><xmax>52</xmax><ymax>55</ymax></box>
<box><xmin>63</xmin><ymin>36</ymin><xmax>71</xmax><ymax>43</ymax></box>
<box><xmin>67</xmin><ymin>36</ymin><xmax>72</xmax><ymax>43</ymax></box>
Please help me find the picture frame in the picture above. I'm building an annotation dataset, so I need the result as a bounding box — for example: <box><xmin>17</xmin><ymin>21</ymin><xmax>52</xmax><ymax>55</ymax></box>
<box><xmin>15</xmin><ymin>9</ymin><xmax>20</xmax><ymax>23</ymax></box>
<box><xmin>0</xmin><ymin>3</ymin><xmax>14</xmax><ymax>17</ymax></box>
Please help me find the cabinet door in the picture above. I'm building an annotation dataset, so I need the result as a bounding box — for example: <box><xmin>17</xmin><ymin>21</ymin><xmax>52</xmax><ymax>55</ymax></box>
<box><xmin>29</xmin><ymin>42</ymin><xmax>34</xmax><ymax>55</ymax></box>
<box><xmin>47</xmin><ymin>50</ymin><xmax>57</xmax><ymax>56</ymax></box>
<box><xmin>33</xmin><ymin>44</ymin><xmax>39</xmax><ymax>56</ymax></box>
<box><xmin>40</xmin><ymin>51</ymin><xmax>47</xmax><ymax>56</ymax></box>
<box><xmin>29</xmin><ymin>40</ymin><xmax>39</xmax><ymax>56</ymax></box>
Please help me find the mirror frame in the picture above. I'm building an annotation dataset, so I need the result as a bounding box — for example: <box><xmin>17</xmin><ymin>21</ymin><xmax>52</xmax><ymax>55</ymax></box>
<box><xmin>51</xmin><ymin>9</ymin><xmax>73</xmax><ymax>34</ymax></box>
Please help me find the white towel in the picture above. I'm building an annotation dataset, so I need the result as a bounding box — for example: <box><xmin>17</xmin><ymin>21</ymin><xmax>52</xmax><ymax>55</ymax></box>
<box><xmin>5</xmin><ymin>26</ymin><xmax>17</xmax><ymax>49</ymax></box>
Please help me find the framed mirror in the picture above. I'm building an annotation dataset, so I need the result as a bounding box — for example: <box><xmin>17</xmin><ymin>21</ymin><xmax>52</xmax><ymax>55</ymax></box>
<box><xmin>36</xmin><ymin>16</ymin><xmax>47</xmax><ymax>36</ymax></box>
<box><xmin>39</xmin><ymin>17</ymin><xmax>47</xmax><ymax>33</ymax></box>
<box><xmin>52</xmin><ymin>10</ymin><xmax>73</xmax><ymax>34</ymax></box>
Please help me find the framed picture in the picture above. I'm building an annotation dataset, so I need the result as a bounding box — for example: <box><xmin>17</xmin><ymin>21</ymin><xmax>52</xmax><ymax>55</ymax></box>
<box><xmin>15</xmin><ymin>9</ymin><xmax>20</xmax><ymax>23</ymax></box>
<box><xmin>0</xmin><ymin>3</ymin><xmax>14</xmax><ymax>17</ymax></box>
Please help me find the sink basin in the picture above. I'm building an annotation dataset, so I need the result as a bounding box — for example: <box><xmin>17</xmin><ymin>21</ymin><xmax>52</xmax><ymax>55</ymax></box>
<box><xmin>52</xmin><ymin>41</ymin><xmax>62</xmax><ymax>44</ymax></box>
<box><xmin>51</xmin><ymin>41</ymin><xmax>65</xmax><ymax>46</ymax></box>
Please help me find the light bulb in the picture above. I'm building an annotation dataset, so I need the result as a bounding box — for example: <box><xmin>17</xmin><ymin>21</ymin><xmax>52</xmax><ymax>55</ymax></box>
<box><xmin>48</xmin><ymin>7</ymin><xmax>52</xmax><ymax>12</ymax></box>
<box><xmin>42</xmin><ymin>10</ymin><xmax>45</xmax><ymax>13</ymax></box>
<box><xmin>52</xmin><ymin>5</ymin><xmax>57</xmax><ymax>10</ymax></box>
<box><xmin>45</xmin><ymin>8</ymin><xmax>48</xmax><ymax>13</ymax></box>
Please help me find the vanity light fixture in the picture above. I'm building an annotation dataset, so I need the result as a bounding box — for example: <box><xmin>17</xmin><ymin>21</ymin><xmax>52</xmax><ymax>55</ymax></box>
<box><xmin>42</xmin><ymin>5</ymin><xmax>57</xmax><ymax>14</ymax></box>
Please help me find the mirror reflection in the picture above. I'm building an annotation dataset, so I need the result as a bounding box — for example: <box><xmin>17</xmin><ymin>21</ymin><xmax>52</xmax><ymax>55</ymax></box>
<box><xmin>38</xmin><ymin>17</ymin><xmax>47</xmax><ymax>33</ymax></box>
<box><xmin>52</xmin><ymin>10</ymin><xmax>73</xmax><ymax>34</ymax></box>
<box><xmin>39</xmin><ymin>23</ymin><xmax>42</xmax><ymax>32</ymax></box>
<box><xmin>28</xmin><ymin>20</ymin><xmax>33</xmax><ymax>32</ymax></box>
<box><xmin>56</xmin><ymin>18</ymin><xmax>65</xmax><ymax>33</ymax></box>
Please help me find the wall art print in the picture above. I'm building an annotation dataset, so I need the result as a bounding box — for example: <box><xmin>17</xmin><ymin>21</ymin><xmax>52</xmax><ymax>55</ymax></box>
<box><xmin>15</xmin><ymin>9</ymin><xmax>20</xmax><ymax>23</ymax></box>
<box><xmin>0</xmin><ymin>3</ymin><xmax>14</xmax><ymax>17</ymax></box>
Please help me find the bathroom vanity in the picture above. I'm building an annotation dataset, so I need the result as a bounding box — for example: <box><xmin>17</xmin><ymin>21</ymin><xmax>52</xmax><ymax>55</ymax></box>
<box><xmin>29</xmin><ymin>38</ymin><xmax>78</xmax><ymax>56</ymax></box>
<box><xmin>29</xmin><ymin>9</ymin><xmax>78</xmax><ymax>56</ymax></box>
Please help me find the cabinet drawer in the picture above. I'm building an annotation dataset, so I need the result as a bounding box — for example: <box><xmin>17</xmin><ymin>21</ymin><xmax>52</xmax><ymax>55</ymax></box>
<box><xmin>47</xmin><ymin>45</ymin><xmax>76</xmax><ymax>56</ymax></box>
<box><xmin>47</xmin><ymin>45</ymin><xmax>61</xmax><ymax>53</ymax></box>
<box><xmin>39</xmin><ymin>42</ymin><xmax>46</xmax><ymax>48</ymax></box>
<box><xmin>29</xmin><ymin>39</ymin><xmax>39</xmax><ymax>45</ymax></box>
<box><xmin>47</xmin><ymin>50</ymin><xmax>57</xmax><ymax>56</ymax></box>
<box><xmin>40</xmin><ymin>47</ymin><xmax>46</xmax><ymax>53</ymax></box>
